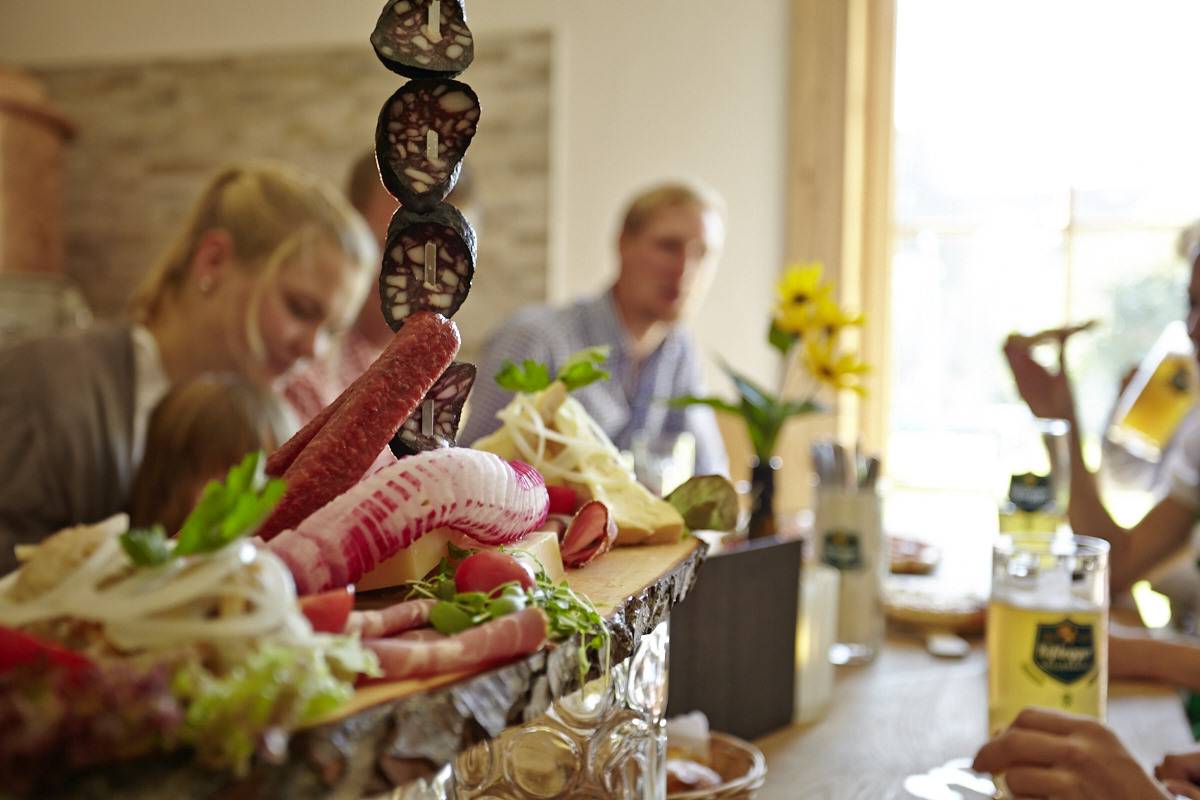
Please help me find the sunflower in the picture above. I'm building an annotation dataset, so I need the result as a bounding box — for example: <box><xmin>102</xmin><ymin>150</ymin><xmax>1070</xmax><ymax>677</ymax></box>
<box><xmin>810</xmin><ymin>292</ymin><xmax>864</xmax><ymax>340</ymax></box>
<box><xmin>803</xmin><ymin>336</ymin><xmax>869</xmax><ymax>395</ymax></box>
<box><xmin>774</xmin><ymin>262</ymin><xmax>831</xmax><ymax>335</ymax></box>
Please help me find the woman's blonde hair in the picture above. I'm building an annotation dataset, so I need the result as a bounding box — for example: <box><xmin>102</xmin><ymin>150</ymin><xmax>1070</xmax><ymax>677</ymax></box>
<box><xmin>128</xmin><ymin>376</ymin><xmax>290</xmax><ymax>532</ymax></box>
<box><xmin>128</xmin><ymin>161</ymin><xmax>377</xmax><ymax>322</ymax></box>
<box><xmin>619</xmin><ymin>181</ymin><xmax>726</xmax><ymax>239</ymax></box>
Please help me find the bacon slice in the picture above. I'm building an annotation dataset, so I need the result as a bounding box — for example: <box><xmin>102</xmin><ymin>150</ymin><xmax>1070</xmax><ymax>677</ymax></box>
<box><xmin>346</xmin><ymin>599</ymin><xmax>435</xmax><ymax>638</ymax></box>
<box><xmin>267</xmin><ymin>449</ymin><xmax>549</xmax><ymax>594</ymax></box>
<box><xmin>366</xmin><ymin>607</ymin><xmax>548</xmax><ymax>679</ymax></box>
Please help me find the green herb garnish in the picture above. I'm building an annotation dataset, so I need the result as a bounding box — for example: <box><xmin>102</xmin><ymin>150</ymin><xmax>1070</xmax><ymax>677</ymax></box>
<box><xmin>406</xmin><ymin>547</ymin><xmax>609</xmax><ymax>686</ymax></box>
<box><xmin>495</xmin><ymin>346</ymin><xmax>611</xmax><ymax>394</ymax></box>
<box><xmin>119</xmin><ymin>451</ymin><xmax>286</xmax><ymax>566</ymax></box>
<box><xmin>119</xmin><ymin>524</ymin><xmax>173</xmax><ymax>566</ymax></box>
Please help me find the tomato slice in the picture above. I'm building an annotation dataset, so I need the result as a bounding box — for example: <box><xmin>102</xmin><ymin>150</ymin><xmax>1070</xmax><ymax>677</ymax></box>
<box><xmin>546</xmin><ymin>485</ymin><xmax>579</xmax><ymax>516</ymax></box>
<box><xmin>299</xmin><ymin>585</ymin><xmax>356</xmax><ymax>633</ymax></box>
<box><xmin>454</xmin><ymin>551</ymin><xmax>535</xmax><ymax>596</ymax></box>
<box><xmin>0</xmin><ymin>625</ymin><xmax>92</xmax><ymax>675</ymax></box>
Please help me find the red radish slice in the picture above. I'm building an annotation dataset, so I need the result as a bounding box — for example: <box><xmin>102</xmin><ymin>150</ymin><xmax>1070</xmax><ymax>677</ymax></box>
<box><xmin>267</xmin><ymin>448</ymin><xmax>549</xmax><ymax>595</ymax></box>
<box><xmin>561</xmin><ymin>501</ymin><xmax>618</xmax><ymax>569</ymax></box>
<box><xmin>346</xmin><ymin>598</ymin><xmax>435</xmax><ymax>638</ymax></box>
<box><xmin>298</xmin><ymin>586</ymin><xmax>356</xmax><ymax>633</ymax></box>
<box><xmin>366</xmin><ymin>607</ymin><xmax>547</xmax><ymax>680</ymax></box>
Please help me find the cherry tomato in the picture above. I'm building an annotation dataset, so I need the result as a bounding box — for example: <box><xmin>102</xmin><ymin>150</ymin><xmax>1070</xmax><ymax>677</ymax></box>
<box><xmin>299</xmin><ymin>585</ymin><xmax>356</xmax><ymax>633</ymax></box>
<box><xmin>454</xmin><ymin>551</ymin><xmax>535</xmax><ymax>596</ymax></box>
<box><xmin>546</xmin><ymin>485</ymin><xmax>579</xmax><ymax>516</ymax></box>
<box><xmin>0</xmin><ymin>625</ymin><xmax>92</xmax><ymax>675</ymax></box>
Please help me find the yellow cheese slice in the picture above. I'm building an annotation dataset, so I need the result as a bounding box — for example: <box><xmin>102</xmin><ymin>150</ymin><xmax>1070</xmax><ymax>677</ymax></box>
<box><xmin>356</xmin><ymin>528</ymin><xmax>454</xmax><ymax>591</ymax></box>
<box><xmin>506</xmin><ymin>530</ymin><xmax>565</xmax><ymax>584</ymax></box>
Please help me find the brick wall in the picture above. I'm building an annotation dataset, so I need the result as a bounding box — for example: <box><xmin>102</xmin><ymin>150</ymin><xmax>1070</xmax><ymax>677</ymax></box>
<box><xmin>32</xmin><ymin>30</ymin><xmax>550</xmax><ymax>359</ymax></box>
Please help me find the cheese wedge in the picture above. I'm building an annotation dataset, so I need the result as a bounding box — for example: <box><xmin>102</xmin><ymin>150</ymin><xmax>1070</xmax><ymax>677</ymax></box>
<box><xmin>356</xmin><ymin>527</ymin><xmax>455</xmax><ymax>591</ymax></box>
<box><xmin>355</xmin><ymin>528</ymin><xmax>566</xmax><ymax>591</ymax></box>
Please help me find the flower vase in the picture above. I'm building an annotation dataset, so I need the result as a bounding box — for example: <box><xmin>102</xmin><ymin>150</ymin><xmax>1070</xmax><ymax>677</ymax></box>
<box><xmin>747</xmin><ymin>455</ymin><xmax>782</xmax><ymax>540</ymax></box>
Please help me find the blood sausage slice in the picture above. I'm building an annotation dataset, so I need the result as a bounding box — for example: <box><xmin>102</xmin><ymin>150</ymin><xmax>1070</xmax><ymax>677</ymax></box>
<box><xmin>380</xmin><ymin>203</ymin><xmax>475</xmax><ymax>332</ymax></box>
<box><xmin>390</xmin><ymin>361</ymin><xmax>476</xmax><ymax>457</ymax></box>
<box><xmin>371</xmin><ymin>0</ymin><xmax>474</xmax><ymax>79</ymax></box>
<box><xmin>377</xmin><ymin>79</ymin><xmax>479</xmax><ymax>210</ymax></box>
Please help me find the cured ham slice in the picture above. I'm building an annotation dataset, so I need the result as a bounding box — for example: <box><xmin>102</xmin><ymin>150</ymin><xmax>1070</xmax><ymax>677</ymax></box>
<box><xmin>366</xmin><ymin>607</ymin><xmax>548</xmax><ymax>679</ymax></box>
<box><xmin>560</xmin><ymin>501</ymin><xmax>617</xmax><ymax>569</ymax></box>
<box><xmin>268</xmin><ymin>448</ymin><xmax>549</xmax><ymax>595</ymax></box>
<box><xmin>346</xmin><ymin>598</ymin><xmax>435</xmax><ymax>638</ymax></box>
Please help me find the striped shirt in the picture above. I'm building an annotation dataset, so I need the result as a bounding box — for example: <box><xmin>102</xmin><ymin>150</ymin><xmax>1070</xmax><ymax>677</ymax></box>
<box><xmin>461</xmin><ymin>291</ymin><xmax>728</xmax><ymax>477</ymax></box>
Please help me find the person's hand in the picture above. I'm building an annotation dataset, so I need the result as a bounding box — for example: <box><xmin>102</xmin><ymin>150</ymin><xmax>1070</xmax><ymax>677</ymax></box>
<box><xmin>1156</xmin><ymin>751</ymin><xmax>1200</xmax><ymax>799</ymax></box>
<box><xmin>1002</xmin><ymin>323</ymin><xmax>1092</xmax><ymax>422</ymax></box>
<box><xmin>973</xmin><ymin>708</ymin><xmax>1173</xmax><ymax>799</ymax></box>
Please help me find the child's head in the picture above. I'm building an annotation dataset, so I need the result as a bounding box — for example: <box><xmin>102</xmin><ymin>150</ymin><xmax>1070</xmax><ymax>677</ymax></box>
<box><xmin>128</xmin><ymin>376</ymin><xmax>289</xmax><ymax>532</ymax></box>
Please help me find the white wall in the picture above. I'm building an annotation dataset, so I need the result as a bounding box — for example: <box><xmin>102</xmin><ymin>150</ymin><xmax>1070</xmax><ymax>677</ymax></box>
<box><xmin>0</xmin><ymin>0</ymin><xmax>789</xmax><ymax>391</ymax></box>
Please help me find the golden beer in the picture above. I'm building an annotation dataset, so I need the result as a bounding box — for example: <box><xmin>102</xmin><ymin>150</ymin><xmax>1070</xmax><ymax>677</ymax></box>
<box><xmin>1109</xmin><ymin>322</ymin><xmax>1199</xmax><ymax>458</ymax></box>
<box><xmin>986</xmin><ymin>534</ymin><xmax>1109</xmax><ymax>736</ymax></box>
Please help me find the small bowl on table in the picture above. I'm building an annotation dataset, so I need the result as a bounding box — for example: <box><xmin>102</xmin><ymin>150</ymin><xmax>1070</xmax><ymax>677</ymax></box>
<box><xmin>667</xmin><ymin>732</ymin><xmax>767</xmax><ymax>800</ymax></box>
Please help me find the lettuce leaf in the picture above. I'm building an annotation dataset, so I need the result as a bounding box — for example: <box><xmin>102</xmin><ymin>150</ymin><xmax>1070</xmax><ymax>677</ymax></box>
<box><xmin>171</xmin><ymin>637</ymin><xmax>379</xmax><ymax>773</ymax></box>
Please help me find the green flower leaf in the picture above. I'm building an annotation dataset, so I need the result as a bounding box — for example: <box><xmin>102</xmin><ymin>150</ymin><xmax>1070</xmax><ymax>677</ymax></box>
<box><xmin>768</xmin><ymin>321</ymin><xmax>798</xmax><ymax>356</ymax></box>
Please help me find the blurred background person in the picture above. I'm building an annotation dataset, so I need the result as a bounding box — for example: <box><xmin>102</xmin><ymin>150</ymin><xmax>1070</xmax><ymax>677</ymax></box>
<box><xmin>461</xmin><ymin>180</ymin><xmax>729</xmax><ymax>478</ymax></box>
<box><xmin>1002</xmin><ymin>218</ymin><xmax>1200</xmax><ymax>606</ymax></box>
<box><xmin>128</xmin><ymin>375</ymin><xmax>289</xmax><ymax>533</ymax></box>
<box><xmin>0</xmin><ymin>162</ymin><xmax>375</xmax><ymax>570</ymax></box>
<box><xmin>282</xmin><ymin>151</ymin><xmax>477</xmax><ymax>424</ymax></box>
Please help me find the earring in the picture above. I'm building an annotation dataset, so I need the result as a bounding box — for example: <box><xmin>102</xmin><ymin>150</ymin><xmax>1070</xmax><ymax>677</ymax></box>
<box><xmin>198</xmin><ymin>276</ymin><xmax>214</xmax><ymax>294</ymax></box>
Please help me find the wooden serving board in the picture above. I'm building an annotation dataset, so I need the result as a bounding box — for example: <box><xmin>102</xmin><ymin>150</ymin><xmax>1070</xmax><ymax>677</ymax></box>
<box><xmin>320</xmin><ymin>537</ymin><xmax>703</xmax><ymax>722</ymax></box>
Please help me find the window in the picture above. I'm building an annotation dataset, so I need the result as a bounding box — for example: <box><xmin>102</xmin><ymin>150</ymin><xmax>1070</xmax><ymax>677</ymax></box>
<box><xmin>889</xmin><ymin>0</ymin><xmax>1200</xmax><ymax>497</ymax></box>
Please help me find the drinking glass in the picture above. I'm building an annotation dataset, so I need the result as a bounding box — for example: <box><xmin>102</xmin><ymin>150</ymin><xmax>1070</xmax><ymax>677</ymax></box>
<box><xmin>1107</xmin><ymin>320</ymin><xmax>1198</xmax><ymax>461</ymax></box>
<box><xmin>986</xmin><ymin>533</ymin><xmax>1109</xmax><ymax>736</ymax></box>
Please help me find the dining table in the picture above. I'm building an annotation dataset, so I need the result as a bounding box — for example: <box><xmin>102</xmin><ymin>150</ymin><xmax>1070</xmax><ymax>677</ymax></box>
<box><xmin>754</xmin><ymin>628</ymin><xmax>1193</xmax><ymax>799</ymax></box>
<box><xmin>756</xmin><ymin>491</ymin><xmax>1197</xmax><ymax>799</ymax></box>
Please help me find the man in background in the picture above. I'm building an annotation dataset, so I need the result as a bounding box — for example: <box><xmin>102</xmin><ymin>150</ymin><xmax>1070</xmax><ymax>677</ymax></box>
<box><xmin>461</xmin><ymin>181</ymin><xmax>729</xmax><ymax>477</ymax></box>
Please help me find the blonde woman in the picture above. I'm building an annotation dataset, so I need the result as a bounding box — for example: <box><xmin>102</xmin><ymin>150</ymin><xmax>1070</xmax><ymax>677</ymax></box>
<box><xmin>0</xmin><ymin>162</ymin><xmax>376</xmax><ymax>570</ymax></box>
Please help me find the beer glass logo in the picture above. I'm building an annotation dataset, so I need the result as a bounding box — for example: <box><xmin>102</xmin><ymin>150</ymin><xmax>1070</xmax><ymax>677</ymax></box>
<box><xmin>1032</xmin><ymin>619</ymin><xmax>1095</xmax><ymax>684</ymax></box>
<box><xmin>822</xmin><ymin>530</ymin><xmax>863</xmax><ymax>570</ymax></box>
<box><xmin>1009</xmin><ymin>472</ymin><xmax>1053</xmax><ymax>512</ymax></box>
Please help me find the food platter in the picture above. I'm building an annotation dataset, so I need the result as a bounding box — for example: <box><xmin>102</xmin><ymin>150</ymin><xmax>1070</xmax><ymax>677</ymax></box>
<box><xmin>14</xmin><ymin>539</ymin><xmax>705</xmax><ymax>800</ymax></box>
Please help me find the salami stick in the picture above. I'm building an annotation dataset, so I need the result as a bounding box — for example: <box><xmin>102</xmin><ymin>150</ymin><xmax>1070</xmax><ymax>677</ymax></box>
<box><xmin>258</xmin><ymin>311</ymin><xmax>460</xmax><ymax>540</ymax></box>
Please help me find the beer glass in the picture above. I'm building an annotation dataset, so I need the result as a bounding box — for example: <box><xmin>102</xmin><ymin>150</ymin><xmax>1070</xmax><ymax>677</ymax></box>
<box><xmin>986</xmin><ymin>533</ymin><xmax>1109</xmax><ymax>736</ymax></box>
<box><xmin>1107</xmin><ymin>320</ymin><xmax>1198</xmax><ymax>461</ymax></box>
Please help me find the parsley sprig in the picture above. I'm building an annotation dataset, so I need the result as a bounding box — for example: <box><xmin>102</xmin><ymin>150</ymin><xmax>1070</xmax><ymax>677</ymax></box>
<box><xmin>495</xmin><ymin>346</ymin><xmax>611</xmax><ymax>394</ymax></box>
<box><xmin>119</xmin><ymin>451</ymin><xmax>286</xmax><ymax>567</ymax></box>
